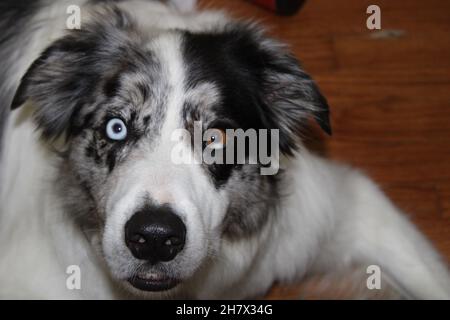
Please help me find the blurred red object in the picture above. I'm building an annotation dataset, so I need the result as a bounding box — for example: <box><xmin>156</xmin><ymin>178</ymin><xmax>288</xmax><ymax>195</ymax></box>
<box><xmin>248</xmin><ymin>0</ymin><xmax>306</xmax><ymax>15</ymax></box>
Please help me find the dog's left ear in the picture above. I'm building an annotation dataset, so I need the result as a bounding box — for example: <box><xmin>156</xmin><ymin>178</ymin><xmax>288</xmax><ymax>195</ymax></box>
<box><xmin>243</xmin><ymin>25</ymin><xmax>332</xmax><ymax>154</ymax></box>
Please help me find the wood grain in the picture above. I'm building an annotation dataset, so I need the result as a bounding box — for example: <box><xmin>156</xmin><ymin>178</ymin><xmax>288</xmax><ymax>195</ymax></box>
<box><xmin>198</xmin><ymin>0</ymin><xmax>450</xmax><ymax>298</ymax></box>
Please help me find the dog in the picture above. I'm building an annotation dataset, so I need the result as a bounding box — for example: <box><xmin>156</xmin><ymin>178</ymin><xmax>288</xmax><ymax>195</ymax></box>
<box><xmin>0</xmin><ymin>0</ymin><xmax>449</xmax><ymax>299</ymax></box>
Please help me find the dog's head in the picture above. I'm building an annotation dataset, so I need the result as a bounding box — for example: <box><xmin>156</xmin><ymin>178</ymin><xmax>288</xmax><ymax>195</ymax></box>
<box><xmin>11</xmin><ymin>7</ymin><xmax>330</xmax><ymax>296</ymax></box>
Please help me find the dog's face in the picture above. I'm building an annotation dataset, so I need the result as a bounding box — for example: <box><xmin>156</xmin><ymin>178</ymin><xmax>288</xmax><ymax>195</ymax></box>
<box><xmin>11</xmin><ymin>8</ymin><xmax>330</xmax><ymax>296</ymax></box>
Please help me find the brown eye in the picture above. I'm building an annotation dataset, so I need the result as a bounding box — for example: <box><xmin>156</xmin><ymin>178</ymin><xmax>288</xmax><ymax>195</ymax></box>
<box><xmin>206</xmin><ymin>129</ymin><xmax>226</xmax><ymax>148</ymax></box>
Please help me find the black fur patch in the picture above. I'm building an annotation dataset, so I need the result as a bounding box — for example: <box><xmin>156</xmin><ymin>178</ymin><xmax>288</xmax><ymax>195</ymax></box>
<box><xmin>182</xmin><ymin>23</ymin><xmax>331</xmax><ymax>238</ymax></box>
<box><xmin>182</xmin><ymin>23</ymin><xmax>331</xmax><ymax>156</ymax></box>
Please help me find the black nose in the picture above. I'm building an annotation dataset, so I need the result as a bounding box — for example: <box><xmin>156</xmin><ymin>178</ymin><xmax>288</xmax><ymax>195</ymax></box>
<box><xmin>125</xmin><ymin>205</ymin><xmax>186</xmax><ymax>264</ymax></box>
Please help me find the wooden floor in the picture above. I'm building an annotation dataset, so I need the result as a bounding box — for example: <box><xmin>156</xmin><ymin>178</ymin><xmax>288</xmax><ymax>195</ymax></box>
<box><xmin>198</xmin><ymin>0</ymin><xmax>450</xmax><ymax>298</ymax></box>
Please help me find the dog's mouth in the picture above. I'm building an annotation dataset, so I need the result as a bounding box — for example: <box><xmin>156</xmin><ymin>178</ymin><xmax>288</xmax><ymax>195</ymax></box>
<box><xmin>128</xmin><ymin>272</ymin><xmax>180</xmax><ymax>292</ymax></box>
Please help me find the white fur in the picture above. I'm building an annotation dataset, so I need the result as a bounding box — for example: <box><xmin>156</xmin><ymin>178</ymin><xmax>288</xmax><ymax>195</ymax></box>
<box><xmin>1</xmin><ymin>0</ymin><xmax>449</xmax><ymax>300</ymax></box>
<box><xmin>101</xmin><ymin>34</ymin><xmax>229</xmax><ymax>295</ymax></box>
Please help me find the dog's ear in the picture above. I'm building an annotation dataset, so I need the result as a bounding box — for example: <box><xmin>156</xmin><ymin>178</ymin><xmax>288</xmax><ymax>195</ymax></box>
<box><xmin>10</xmin><ymin>39</ymin><xmax>93</xmax><ymax>140</ymax></box>
<box><xmin>10</xmin><ymin>6</ymin><xmax>135</xmax><ymax>140</ymax></box>
<box><xmin>239</xmin><ymin>24</ymin><xmax>331</xmax><ymax>154</ymax></box>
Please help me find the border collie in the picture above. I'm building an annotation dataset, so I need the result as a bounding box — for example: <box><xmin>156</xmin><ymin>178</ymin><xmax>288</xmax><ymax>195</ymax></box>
<box><xmin>0</xmin><ymin>0</ymin><xmax>449</xmax><ymax>299</ymax></box>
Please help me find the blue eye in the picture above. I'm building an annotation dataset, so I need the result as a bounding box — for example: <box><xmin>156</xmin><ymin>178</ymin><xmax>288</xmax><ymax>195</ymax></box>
<box><xmin>106</xmin><ymin>118</ymin><xmax>127</xmax><ymax>141</ymax></box>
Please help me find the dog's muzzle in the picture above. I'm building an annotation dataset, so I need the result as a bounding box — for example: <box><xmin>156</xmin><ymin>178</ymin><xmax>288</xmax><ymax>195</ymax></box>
<box><xmin>125</xmin><ymin>205</ymin><xmax>186</xmax><ymax>291</ymax></box>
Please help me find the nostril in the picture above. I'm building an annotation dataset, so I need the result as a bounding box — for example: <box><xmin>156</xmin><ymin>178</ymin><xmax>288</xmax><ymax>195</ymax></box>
<box><xmin>138</xmin><ymin>237</ymin><xmax>146</xmax><ymax>244</ymax></box>
<box><xmin>164</xmin><ymin>236</ymin><xmax>182</xmax><ymax>247</ymax></box>
<box><xmin>128</xmin><ymin>233</ymin><xmax>146</xmax><ymax>244</ymax></box>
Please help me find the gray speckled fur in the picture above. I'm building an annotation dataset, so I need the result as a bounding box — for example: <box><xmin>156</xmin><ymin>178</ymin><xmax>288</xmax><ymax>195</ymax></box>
<box><xmin>0</xmin><ymin>1</ymin><xmax>43</xmax><ymax>151</ymax></box>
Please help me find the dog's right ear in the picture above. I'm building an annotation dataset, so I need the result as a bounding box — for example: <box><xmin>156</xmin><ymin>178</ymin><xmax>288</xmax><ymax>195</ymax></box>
<box><xmin>10</xmin><ymin>6</ymin><xmax>135</xmax><ymax>140</ymax></box>
<box><xmin>10</xmin><ymin>39</ymin><xmax>93</xmax><ymax>140</ymax></box>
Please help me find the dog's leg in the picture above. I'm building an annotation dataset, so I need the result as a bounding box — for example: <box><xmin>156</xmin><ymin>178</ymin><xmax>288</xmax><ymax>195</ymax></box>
<box><xmin>319</xmin><ymin>172</ymin><xmax>450</xmax><ymax>299</ymax></box>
